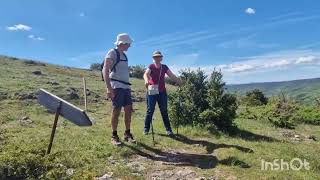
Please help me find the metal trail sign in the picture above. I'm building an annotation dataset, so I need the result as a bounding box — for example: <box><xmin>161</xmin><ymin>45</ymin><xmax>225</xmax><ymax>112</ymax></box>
<box><xmin>37</xmin><ymin>88</ymin><xmax>92</xmax><ymax>154</ymax></box>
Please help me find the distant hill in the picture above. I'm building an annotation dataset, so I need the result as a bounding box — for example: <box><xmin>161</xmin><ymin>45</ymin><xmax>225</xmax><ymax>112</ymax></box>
<box><xmin>227</xmin><ymin>78</ymin><xmax>320</xmax><ymax>105</ymax></box>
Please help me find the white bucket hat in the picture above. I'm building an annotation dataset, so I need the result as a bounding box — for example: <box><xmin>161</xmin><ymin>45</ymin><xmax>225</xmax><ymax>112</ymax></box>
<box><xmin>114</xmin><ymin>33</ymin><xmax>133</xmax><ymax>45</ymax></box>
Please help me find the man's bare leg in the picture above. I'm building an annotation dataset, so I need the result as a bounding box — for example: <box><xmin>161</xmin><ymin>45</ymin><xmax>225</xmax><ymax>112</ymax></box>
<box><xmin>111</xmin><ymin>107</ymin><xmax>121</xmax><ymax>131</ymax></box>
<box><xmin>111</xmin><ymin>107</ymin><xmax>121</xmax><ymax>145</ymax></box>
<box><xmin>124</xmin><ymin>104</ymin><xmax>132</xmax><ymax>130</ymax></box>
<box><xmin>124</xmin><ymin>104</ymin><xmax>135</xmax><ymax>142</ymax></box>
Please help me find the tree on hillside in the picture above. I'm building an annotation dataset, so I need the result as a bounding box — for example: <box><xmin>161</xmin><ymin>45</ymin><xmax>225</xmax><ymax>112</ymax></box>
<box><xmin>90</xmin><ymin>63</ymin><xmax>102</xmax><ymax>71</ymax></box>
<box><xmin>243</xmin><ymin>89</ymin><xmax>268</xmax><ymax>106</ymax></box>
<box><xmin>169</xmin><ymin>69</ymin><xmax>237</xmax><ymax>130</ymax></box>
<box><xmin>129</xmin><ymin>65</ymin><xmax>145</xmax><ymax>79</ymax></box>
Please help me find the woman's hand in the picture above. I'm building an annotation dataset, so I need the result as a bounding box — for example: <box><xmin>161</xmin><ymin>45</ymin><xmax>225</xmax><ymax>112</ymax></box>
<box><xmin>145</xmin><ymin>81</ymin><xmax>149</xmax><ymax>89</ymax></box>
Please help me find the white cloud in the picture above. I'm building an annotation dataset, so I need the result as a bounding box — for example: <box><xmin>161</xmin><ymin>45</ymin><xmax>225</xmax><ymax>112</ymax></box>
<box><xmin>295</xmin><ymin>56</ymin><xmax>317</xmax><ymax>64</ymax></box>
<box><xmin>245</xmin><ymin>8</ymin><xmax>256</xmax><ymax>15</ymax></box>
<box><xmin>28</xmin><ymin>34</ymin><xmax>45</xmax><ymax>41</ymax></box>
<box><xmin>6</xmin><ymin>24</ymin><xmax>32</xmax><ymax>31</ymax></box>
<box><xmin>169</xmin><ymin>50</ymin><xmax>320</xmax><ymax>76</ymax></box>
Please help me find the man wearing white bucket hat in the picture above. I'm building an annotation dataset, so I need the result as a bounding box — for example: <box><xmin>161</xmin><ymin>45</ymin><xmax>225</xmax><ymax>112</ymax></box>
<box><xmin>102</xmin><ymin>33</ymin><xmax>135</xmax><ymax>145</ymax></box>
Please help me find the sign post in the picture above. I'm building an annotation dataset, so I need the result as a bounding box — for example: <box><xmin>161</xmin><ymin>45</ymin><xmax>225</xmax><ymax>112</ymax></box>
<box><xmin>37</xmin><ymin>89</ymin><xmax>92</xmax><ymax>154</ymax></box>
<box><xmin>47</xmin><ymin>101</ymin><xmax>62</xmax><ymax>154</ymax></box>
<box><xmin>83</xmin><ymin>77</ymin><xmax>87</xmax><ymax>111</ymax></box>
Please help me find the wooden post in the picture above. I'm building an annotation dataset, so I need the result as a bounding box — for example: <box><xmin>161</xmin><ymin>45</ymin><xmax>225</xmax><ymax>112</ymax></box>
<box><xmin>83</xmin><ymin>77</ymin><xmax>87</xmax><ymax>111</ymax></box>
<box><xmin>47</xmin><ymin>101</ymin><xmax>62</xmax><ymax>154</ymax></box>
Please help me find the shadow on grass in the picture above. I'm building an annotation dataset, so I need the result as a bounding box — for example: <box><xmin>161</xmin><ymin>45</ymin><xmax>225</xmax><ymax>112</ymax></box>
<box><xmin>223</xmin><ymin>126</ymin><xmax>279</xmax><ymax>142</ymax></box>
<box><xmin>158</xmin><ymin>134</ymin><xmax>254</xmax><ymax>154</ymax></box>
<box><xmin>124</xmin><ymin>142</ymin><xmax>218</xmax><ymax>169</ymax></box>
<box><xmin>124</xmin><ymin>140</ymin><xmax>252</xmax><ymax>169</ymax></box>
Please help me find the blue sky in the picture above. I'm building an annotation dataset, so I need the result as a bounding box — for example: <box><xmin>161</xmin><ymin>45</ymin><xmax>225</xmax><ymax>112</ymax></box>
<box><xmin>1</xmin><ymin>0</ymin><xmax>320</xmax><ymax>84</ymax></box>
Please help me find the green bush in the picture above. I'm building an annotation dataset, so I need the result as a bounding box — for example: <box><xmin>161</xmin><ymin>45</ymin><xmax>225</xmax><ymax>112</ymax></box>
<box><xmin>296</xmin><ymin>106</ymin><xmax>320</xmax><ymax>125</ymax></box>
<box><xmin>169</xmin><ymin>69</ymin><xmax>237</xmax><ymax>130</ymax></box>
<box><xmin>165</xmin><ymin>77</ymin><xmax>176</xmax><ymax>85</ymax></box>
<box><xmin>23</xmin><ymin>60</ymin><xmax>46</xmax><ymax>66</ymax></box>
<box><xmin>0</xmin><ymin>147</ymin><xmax>93</xmax><ymax>179</ymax></box>
<box><xmin>90</xmin><ymin>63</ymin><xmax>102</xmax><ymax>71</ymax></box>
<box><xmin>205</xmin><ymin>71</ymin><xmax>238</xmax><ymax>128</ymax></box>
<box><xmin>239</xmin><ymin>99</ymin><xmax>320</xmax><ymax>128</ymax></box>
<box><xmin>267</xmin><ymin>101</ymin><xmax>299</xmax><ymax>129</ymax></box>
<box><xmin>129</xmin><ymin>65</ymin><xmax>145</xmax><ymax>79</ymax></box>
<box><xmin>242</xmin><ymin>89</ymin><xmax>268</xmax><ymax>106</ymax></box>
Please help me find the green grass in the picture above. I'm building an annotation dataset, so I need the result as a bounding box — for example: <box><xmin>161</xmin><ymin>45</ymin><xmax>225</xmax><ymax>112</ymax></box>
<box><xmin>1</xmin><ymin>56</ymin><xmax>320</xmax><ymax>179</ymax></box>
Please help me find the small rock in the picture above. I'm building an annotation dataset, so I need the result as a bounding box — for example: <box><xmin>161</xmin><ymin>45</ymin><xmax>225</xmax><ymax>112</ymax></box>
<box><xmin>151</xmin><ymin>170</ymin><xmax>174</xmax><ymax>179</ymax></box>
<box><xmin>32</xmin><ymin>70</ymin><xmax>42</xmax><ymax>75</ymax></box>
<box><xmin>16</xmin><ymin>93</ymin><xmax>37</xmax><ymax>100</ymax></box>
<box><xmin>21</xmin><ymin>116</ymin><xmax>29</xmax><ymax>121</ymax></box>
<box><xmin>282</xmin><ymin>131</ymin><xmax>295</xmax><ymax>138</ymax></box>
<box><xmin>47</xmin><ymin>81</ymin><xmax>59</xmax><ymax>85</ymax></box>
<box><xmin>67</xmin><ymin>87</ymin><xmax>77</xmax><ymax>92</ymax></box>
<box><xmin>66</xmin><ymin>168</ymin><xmax>74</xmax><ymax>176</ymax></box>
<box><xmin>91</xmin><ymin>99</ymin><xmax>98</xmax><ymax>103</ymax></box>
<box><xmin>96</xmin><ymin>172</ymin><xmax>113</xmax><ymax>180</ymax></box>
<box><xmin>131</xmin><ymin>173</ymin><xmax>142</xmax><ymax>177</ymax></box>
<box><xmin>126</xmin><ymin>162</ymin><xmax>146</xmax><ymax>172</ymax></box>
<box><xmin>0</xmin><ymin>92</ymin><xmax>8</xmax><ymax>101</ymax></box>
<box><xmin>107</xmin><ymin>156</ymin><xmax>117</xmax><ymax>165</ymax></box>
<box><xmin>68</xmin><ymin>91</ymin><xmax>79</xmax><ymax>100</ymax></box>
<box><xmin>19</xmin><ymin>116</ymin><xmax>33</xmax><ymax>125</ymax></box>
<box><xmin>176</xmin><ymin>168</ymin><xmax>196</xmax><ymax>178</ymax></box>
<box><xmin>307</xmin><ymin>135</ymin><xmax>317</xmax><ymax>141</ymax></box>
<box><xmin>294</xmin><ymin>135</ymin><xmax>300</xmax><ymax>138</ymax></box>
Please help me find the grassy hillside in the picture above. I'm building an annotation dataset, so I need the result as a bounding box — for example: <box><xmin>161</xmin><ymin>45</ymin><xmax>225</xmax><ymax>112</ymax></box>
<box><xmin>227</xmin><ymin>78</ymin><xmax>320</xmax><ymax>105</ymax></box>
<box><xmin>1</xmin><ymin>55</ymin><xmax>320</xmax><ymax>179</ymax></box>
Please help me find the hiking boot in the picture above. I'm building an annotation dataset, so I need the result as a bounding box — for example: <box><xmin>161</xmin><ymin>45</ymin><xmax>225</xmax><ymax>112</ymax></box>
<box><xmin>143</xmin><ymin>130</ymin><xmax>149</xmax><ymax>135</ymax></box>
<box><xmin>124</xmin><ymin>131</ymin><xmax>136</xmax><ymax>143</ymax></box>
<box><xmin>111</xmin><ymin>134</ymin><xmax>122</xmax><ymax>146</ymax></box>
<box><xmin>166</xmin><ymin>130</ymin><xmax>174</xmax><ymax>137</ymax></box>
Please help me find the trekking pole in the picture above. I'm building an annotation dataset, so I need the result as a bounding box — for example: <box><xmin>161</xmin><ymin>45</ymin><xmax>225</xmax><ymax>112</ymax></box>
<box><xmin>151</xmin><ymin>118</ymin><xmax>155</xmax><ymax>146</ymax></box>
<box><xmin>176</xmin><ymin>87</ymin><xmax>181</xmax><ymax>135</ymax></box>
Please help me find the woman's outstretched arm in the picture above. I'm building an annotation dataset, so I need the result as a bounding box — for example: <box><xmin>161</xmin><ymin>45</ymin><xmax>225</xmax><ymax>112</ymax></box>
<box><xmin>166</xmin><ymin>69</ymin><xmax>182</xmax><ymax>86</ymax></box>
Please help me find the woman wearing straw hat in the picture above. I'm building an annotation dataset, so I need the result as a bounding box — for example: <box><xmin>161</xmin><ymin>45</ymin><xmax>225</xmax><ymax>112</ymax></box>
<box><xmin>143</xmin><ymin>51</ymin><xmax>182</xmax><ymax>136</ymax></box>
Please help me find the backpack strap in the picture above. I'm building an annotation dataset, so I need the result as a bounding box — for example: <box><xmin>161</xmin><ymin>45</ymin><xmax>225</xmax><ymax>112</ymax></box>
<box><xmin>110</xmin><ymin>48</ymin><xmax>127</xmax><ymax>73</ymax></box>
<box><xmin>110</xmin><ymin>78</ymin><xmax>132</xmax><ymax>85</ymax></box>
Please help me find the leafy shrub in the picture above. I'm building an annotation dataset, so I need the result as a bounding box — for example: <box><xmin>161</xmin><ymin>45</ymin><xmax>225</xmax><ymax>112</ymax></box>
<box><xmin>239</xmin><ymin>98</ymin><xmax>320</xmax><ymax>128</ymax></box>
<box><xmin>267</xmin><ymin>101</ymin><xmax>299</xmax><ymax>129</ymax></box>
<box><xmin>0</xmin><ymin>147</ymin><xmax>90</xmax><ymax>179</ymax></box>
<box><xmin>23</xmin><ymin>60</ymin><xmax>46</xmax><ymax>66</ymax></box>
<box><xmin>165</xmin><ymin>77</ymin><xmax>176</xmax><ymax>85</ymax></box>
<box><xmin>90</xmin><ymin>63</ymin><xmax>102</xmax><ymax>71</ymax></box>
<box><xmin>129</xmin><ymin>65</ymin><xmax>145</xmax><ymax>79</ymax></box>
<box><xmin>296</xmin><ymin>106</ymin><xmax>320</xmax><ymax>125</ymax></box>
<box><xmin>169</xmin><ymin>69</ymin><xmax>237</xmax><ymax>130</ymax></box>
<box><xmin>242</xmin><ymin>89</ymin><xmax>268</xmax><ymax>106</ymax></box>
<box><xmin>0</xmin><ymin>149</ymin><xmax>56</xmax><ymax>179</ymax></box>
